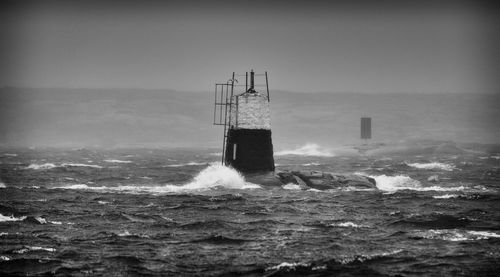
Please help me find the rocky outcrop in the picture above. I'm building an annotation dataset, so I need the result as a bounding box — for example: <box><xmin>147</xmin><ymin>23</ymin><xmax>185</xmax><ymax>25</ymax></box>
<box><xmin>243</xmin><ymin>170</ymin><xmax>377</xmax><ymax>190</ymax></box>
<box><xmin>276</xmin><ymin>170</ymin><xmax>376</xmax><ymax>190</ymax></box>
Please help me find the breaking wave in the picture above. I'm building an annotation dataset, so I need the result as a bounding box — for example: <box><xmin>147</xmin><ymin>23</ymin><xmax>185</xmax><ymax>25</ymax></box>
<box><xmin>411</xmin><ymin>229</ymin><xmax>500</xmax><ymax>241</ymax></box>
<box><xmin>53</xmin><ymin>164</ymin><xmax>260</xmax><ymax>194</ymax></box>
<box><xmin>104</xmin><ymin>159</ymin><xmax>132</xmax><ymax>164</ymax></box>
<box><xmin>14</xmin><ymin>246</ymin><xmax>56</xmax><ymax>254</ymax></box>
<box><xmin>61</xmin><ymin>163</ymin><xmax>103</xmax><ymax>168</ymax></box>
<box><xmin>275</xmin><ymin>143</ymin><xmax>334</xmax><ymax>157</ymax></box>
<box><xmin>331</xmin><ymin>222</ymin><xmax>368</xmax><ymax>228</ymax></box>
<box><xmin>25</xmin><ymin>163</ymin><xmax>102</xmax><ymax>170</ymax></box>
<box><xmin>370</xmin><ymin>174</ymin><xmax>466</xmax><ymax>192</ymax></box>
<box><xmin>283</xmin><ymin>183</ymin><xmax>301</xmax><ymax>190</ymax></box>
<box><xmin>164</xmin><ymin>162</ymin><xmax>209</xmax><ymax>167</ymax></box>
<box><xmin>406</xmin><ymin>162</ymin><xmax>455</xmax><ymax>171</ymax></box>
<box><xmin>433</xmin><ymin>194</ymin><xmax>458</xmax><ymax>199</ymax></box>
<box><xmin>0</xmin><ymin>214</ymin><xmax>26</xmax><ymax>222</ymax></box>
<box><xmin>25</xmin><ymin>163</ymin><xmax>57</xmax><ymax>170</ymax></box>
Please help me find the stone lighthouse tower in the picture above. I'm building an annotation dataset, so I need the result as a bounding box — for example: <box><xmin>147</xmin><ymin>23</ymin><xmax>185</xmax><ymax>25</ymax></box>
<box><xmin>213</xmin><ymin>70</ymin><xmax>275</xmax><ymax>173</ymax></box>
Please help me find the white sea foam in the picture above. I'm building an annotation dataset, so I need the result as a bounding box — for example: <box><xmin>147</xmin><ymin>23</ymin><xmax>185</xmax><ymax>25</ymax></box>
<box><xmin>267</xmin><ymin>261</ymin><xmax>334</xmax><ymax>271</ymax></box>
<box><xmin>61</xmin><ymin>163</ymin><xmax>103</xmax><ymax>168</ymax></box>
<box><xmin>0</xmin><ymin>256</ymin><xmax>10</xmax><ymax>261</ymax></box>
<box><xmin>302</xmin><ymin>162</ymin><xmax>320</xmax><ymax>166</ymax></box>
<box><xmin>168</xmin><ymin>164</ymin><xmax>260</xmax><ymax>191</ymax></box>
<box><xmin>371</xmin><ymin>175</ymin><xmax>421</xmax><ymax>192</ymax></box>
<box><xmin>267</xmin><ymin>262</ymin><xmax>309</xmax><ymax>271</ymax></box>
<box><xmin>0</xmin><ymin>214</ymin><xmax>27</xmax><ymax>222</ymax></box>
<box><xmin>164</xmin><ymin>162</ymin><xmax>208</xmax><ymax>167</ymax></box>
<box><xmin>331</xmin><ymin>222</ymin><xmax>367</xmax><ymax>228</ymax></box>
<box><xmin>14</xmin><ymin>246</ymin><xmax>56</xmax><ymax>254</ymax></box>
<box><xmin>282</xmin><ymin>183</ymin><xmax>301</xmax><ymax>190</ymax></box>
<box><xmin>433</xmin><ymin>194</ymin><xmax>458</xmax><ymax>199</ymax></box>
<box><xmin>3</xmin><ymin>153</ymin><xmax>17</xmax><ymax>157</ymax></box>
<box><xmin>468</xmin><ymin>231</ymin><xmax>500</xmax><ymax>238</ymax></box>
<box><xmin>275</xmin><ymin>162</ymin><xmax>320</xmax><ymax>167</ymax></box>
<box><xmin>0</xmin><ymin>214</ymin><xmax>47</xmax><ymax>224</ymax></box>
<box><xmin>118</xmin><ymin>230</ymin><xmax>132</xmax><ymax>236</ymax></box>
<box><xmin>25</xmin><ymin>163</ymin><xmax>57</xmax><ymax>170</ymax></box>
<box><xmin>0</xmin><ymin>214</ymin><xmax>23</xmax><ymax>222</ymax></box>
<box><xmin>406</xmin><ymin>162</ymin><xmax>455</xmax><ymax>171</ymax></box>
<box><xmin>25</xmin><ymin>162</ymin><xmax>102</xmax><ymax>170</ymax></box>
<box><xmin>104</xmin><ymin>159</ymin><xmax>132</xmax><ymax>164</ymax></box>
<box><xmin>0</xmin><ymin>182</ymin><xmax>5</xmax><ymax>188</ymax></box>
<box><xmin>35</xmin><ymin>216</ymin><xmax>47</xmax><ymax>224</ymax></box>
<box><xmin>54</xmin><ymin>165</ymin><xmax>260</xmax><ymax>194</ymax></box>
<box><xmin>491</xmin><ymin>156</ymin><xmax>500</xmax><ymax>160</ymax></box>
<box><xmin>414</xmin><ymin>229</ymin><xmax>500</xmax><ymax>241</ymax></box>
<box><xmin>275</xmin><ymin>143</ymin><xmax>334</xmax><ymax>157</ymax></box>
<box><xmin>370</xmin><ymin>174</ymin><xmax>466</xmax><ymax>192</ymax></box>
<box><xmin>118</xmin><ymin>230</ymin><xmax>150</xmax><ymax>238</ymax></box>
<box><xmin>340</xmin><ymin>249</ymin><xmax>404</xmax><ymax>264</ymax></box>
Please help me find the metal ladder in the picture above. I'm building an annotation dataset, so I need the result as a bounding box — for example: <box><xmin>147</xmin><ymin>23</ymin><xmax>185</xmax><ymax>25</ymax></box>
<box><xmin>213</xmin><ymin>73</ymin><xmax>235</xmax><ymax>164</ymax></box>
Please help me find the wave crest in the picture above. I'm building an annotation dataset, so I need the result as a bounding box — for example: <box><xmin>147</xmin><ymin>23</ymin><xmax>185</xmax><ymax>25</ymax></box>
<box><xmin>104</xmin><ymin>159</ymin><xmax>132</xmax><ymax>164</ymax></box>
<box><xmin>164</xmin><ymin>162</ymin><xmax>208</xmax><ymax>167</ymax></box>
<box><xmin>371</xmin><ymin>174</ymin><xmax>466</xmax><ymax>192</ymax></box>
<box><xmin>0</xmin><ymin>214</ymin><xmax>26</xmax><ymax>222</ymax></box>
<box><xmin>412</xmin><ymin>229</ymin><xmax>500</xmax><ymax>241</ymax></box>
<box><xmin>53</xmin><ymin>165</ymin><xmax>259</xmax><ymax>194</ymax></box>
<box><xmin>25</xmin><ymin>163</ymin><xmax>57</xmax><ymax>170</ymax></box>
<box><xmin>406</xmin><ymin>162</ymin><xmax>455</xmax><ymax>171</ymax></box>
<box><xmin>371</xmin><ymin>175</ymin><xmax>421</xmax><ymax>192</ymax></box>
<box><xmin>24</xmin><ymin>163</ymin><xmax>102</xmax><ymax>170</ymax></box>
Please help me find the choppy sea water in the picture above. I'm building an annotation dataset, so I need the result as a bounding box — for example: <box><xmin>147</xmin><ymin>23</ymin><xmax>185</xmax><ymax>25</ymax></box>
<box><xmin>1</xmin><ymin>143</ymin><xmax>500</xmax><ymax>276</ymax></box>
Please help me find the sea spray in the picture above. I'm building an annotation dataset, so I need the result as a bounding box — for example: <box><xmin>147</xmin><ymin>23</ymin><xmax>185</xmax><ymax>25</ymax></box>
<box><xmin>371</xmin><ymin>175</ymin><xmax>421</xmax><ymax>192</ymax></box>
<box><xmin>104</xmin><ymin>159</ymin><xmax>133</xmax><ymax>164</ymax></box>
<box><xmin>406</xmin><ymin>162</ymin><xmax>455</xmax><ymax>171</ymax></box>
<box><xmin>53</xmin><ymin>164</ymin><xmax>260</xmax><ymax>194</ymax></box>
<box><xmin>25</xmin><ymin>163</ymin><xmax>57</xmax><ymax>170</ymax></box>
<box><xmin>275</xmin><ymin>143</ymin><xmax>334</xmax><ymax>157</ymax></box>
<box><xmin>370</xmin><ymin>174</ymin><xmax>468</xmax><ymax>192</ymax></box>
<box><xmin>175</xmin><ymin>164</ymin><xmax>259</xmax><ymax>191</ymax></box>
<box><xmin>0</xmin><ymin>214</ymin><xmax>27</xmax><ymax>222</ymax></box>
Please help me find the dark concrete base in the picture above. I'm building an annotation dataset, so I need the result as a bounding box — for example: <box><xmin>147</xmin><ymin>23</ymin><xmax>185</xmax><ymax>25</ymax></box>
<box><xmin>225</xmin><ymin>129</ymin><xmax>275</xmax><ymax>173</ymax></box>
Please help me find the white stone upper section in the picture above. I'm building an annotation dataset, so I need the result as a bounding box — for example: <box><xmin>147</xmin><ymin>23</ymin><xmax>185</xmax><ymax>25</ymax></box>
<box><xmin>230</xmin><ymin>91</ymin><xmax>270</xmax><ymax>130</ymax></box>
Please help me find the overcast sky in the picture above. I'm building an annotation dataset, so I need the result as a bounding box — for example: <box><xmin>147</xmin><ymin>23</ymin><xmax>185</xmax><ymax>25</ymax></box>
<box><xmin>1</xmin><ymin>0</ymin><xmax>498</xmax><ymax>93</ymax></box>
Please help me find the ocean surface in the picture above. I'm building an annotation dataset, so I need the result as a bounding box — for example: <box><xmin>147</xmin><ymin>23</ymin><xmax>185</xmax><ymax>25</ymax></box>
<box><xmin>1</xmin><ymin>141</ymin><xmax>500</xmax><ymax>276</ymax></box>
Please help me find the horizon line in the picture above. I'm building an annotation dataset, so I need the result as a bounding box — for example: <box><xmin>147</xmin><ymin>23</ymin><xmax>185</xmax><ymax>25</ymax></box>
<box><xmin>0</xmin><ymin>86</ymin><xmax>496</xmax><ymax>95</ymax></box>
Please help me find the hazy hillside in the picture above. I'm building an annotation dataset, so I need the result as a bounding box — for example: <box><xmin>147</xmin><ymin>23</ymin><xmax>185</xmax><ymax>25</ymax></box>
<box><xmin>1</xmin><ymin>87</ymin><xmax>499</xmax><ymax>149</ymax></box>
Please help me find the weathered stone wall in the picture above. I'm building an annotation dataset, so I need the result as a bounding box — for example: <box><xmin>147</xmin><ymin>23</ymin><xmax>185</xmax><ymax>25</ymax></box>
<box><xmin>230</xmin><ymin>92</ymin><xmax>270</xmax><ymax>130</ymax></box>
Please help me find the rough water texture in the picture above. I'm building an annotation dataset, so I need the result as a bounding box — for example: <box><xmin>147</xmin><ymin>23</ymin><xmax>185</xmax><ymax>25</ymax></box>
<box><xmin>1</xmin><ymin>141</ymin><xmax>500</xmax><ymax>276</ymax></box>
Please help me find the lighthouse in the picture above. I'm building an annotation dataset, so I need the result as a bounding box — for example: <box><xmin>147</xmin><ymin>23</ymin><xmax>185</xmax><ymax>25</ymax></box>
<box><xmin>211</xmin><ymin>71</ymin><xmax>378</xmax><ymax>190</ymax></box>
<box><xmin>213</xmin><ymin>70</ymin><xmax>275</xmax><ymax>173</ymax></box>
